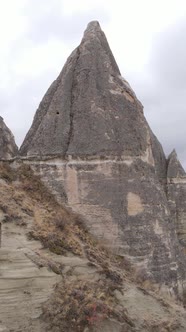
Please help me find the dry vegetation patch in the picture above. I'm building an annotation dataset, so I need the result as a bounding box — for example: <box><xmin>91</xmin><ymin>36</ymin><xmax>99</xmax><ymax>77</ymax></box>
<box><xmin>42</xmin><ymin>279</ymin><xmax>134</xmax><ymax>332</ymax></box>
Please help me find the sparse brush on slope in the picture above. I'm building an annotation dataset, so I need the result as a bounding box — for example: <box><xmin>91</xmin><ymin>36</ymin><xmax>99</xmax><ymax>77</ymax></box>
<box><xmin>0</xmin><ymin>162</ymin><xmax>137</xmax><ymax>330</ymax></box>
<box><xmin>42</xmin><ymin>279</ymin><xmax>135</xmax><ymax>332</ymax></box>
<box><xmin>0</xmin><ymin>161</ymin><xmax>186</xmax><ymax>332</ymax></box>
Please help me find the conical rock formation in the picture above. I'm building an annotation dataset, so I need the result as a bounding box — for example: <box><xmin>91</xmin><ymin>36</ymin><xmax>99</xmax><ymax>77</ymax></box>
<box><xmin>167</xmin><ymin>149</ymin><xmax>186</xmax><ymax>178</ymax></box>
<box><xmin>20</xmin><ymin>21</ymin><xmax>164</xmax><ymax>166</ymax></box>
<box><xmin>19</xmin><ymin>21</ymin><xmax>186</xmax><ymax>295</ymax></box>
<box><xmin>0</xmin><ymin>116</ymin><xmax>18</xmax><ymax>159</ymax></box>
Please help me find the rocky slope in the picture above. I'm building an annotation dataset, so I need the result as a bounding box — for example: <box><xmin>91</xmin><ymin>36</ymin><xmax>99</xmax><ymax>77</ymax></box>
<box><xmin>1</xmin><ymin>162</ymin><xmax>186</xmax><ymax>332</ymax></box>
<box><xmin>18</xmin><ymin>21</ymin><xmax>186</xmax><ymax>295</ymax></box>
<box><xmin>0</xmin><ymin>223</ymin><xmax>60</xmax><ymax>332</ymax></box>
<box><xmin>0</xmin><ymin>116</ymin><xmax>18</xmax><ymax>159</ymax></box>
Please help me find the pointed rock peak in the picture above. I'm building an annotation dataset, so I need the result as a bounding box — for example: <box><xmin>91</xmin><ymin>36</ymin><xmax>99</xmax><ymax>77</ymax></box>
<box><xmin>82</xmin><ymin>21</ymin><xmax>107</xmax><ymax>45</ymax></box>
<box><xmin>0</xmin><ymin>116</ymin><xmax>6</xmax><ymax>126</ymax></box>
<box><xmin>79</xmin><ymin>21</ymin><xmax>121</xmax><ymax>76</ymax></box>
<box><xmin>83</xmin><ymin>20</ymin><xmax>101</xmax><ymax>35</ymax></box>
<box><xmin>0</xmin><ymin>117</ymin><xmax>18</xmax><ymax>159</ymax></box>
<box><xmin>167</xmin><ymin>149</ymin><xmax>186</xmax><ymax>178</ymax></box>
<box><xmin>20</xmin><ymin>22</ymin><xmax>149</xmax><ymax>158</ymax></box>
<box><xmin>168</xmin><ymin>149</ymin><xmax>177</xmax><ymax>158</ymax></box>
<box><xmin>82</xmin><ymin>21</ymin><xmax>107</xmax><ymax>44</ymax></box>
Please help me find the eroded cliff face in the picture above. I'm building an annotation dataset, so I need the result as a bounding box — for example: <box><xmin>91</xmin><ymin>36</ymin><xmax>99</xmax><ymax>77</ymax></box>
<box><xmin>0</xmin><ymin>116</ymin><xmax>18</xmax><ymax>159</ymax></box>
<box><xmin>167</xmin><ymin>150</ymin><xmax>186</xmax><ymax>247</ymax></box>
<box><xmin>19</xmin><ymin>21</ymin><xmax>186</xmax><ymax>294</ymax></box>
<box><xmin>1</xmin><ymin>163</ymin><xmax>186</xmax><ymax>332</ymax></box>
<box><xmin>25</xmin><ymin>157</ymin><xmax>185</xmax><ymax>295</ymax></box>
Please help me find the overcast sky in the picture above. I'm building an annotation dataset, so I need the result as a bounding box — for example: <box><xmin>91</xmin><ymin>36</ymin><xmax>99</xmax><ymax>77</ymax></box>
<box><xmin>0</xmin><ymin>0</ymin><xmax>186</xmax><ymax>167</ymax></box>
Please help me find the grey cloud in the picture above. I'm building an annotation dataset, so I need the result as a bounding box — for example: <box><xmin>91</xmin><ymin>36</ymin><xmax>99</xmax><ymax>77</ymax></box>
<box><xmin>151</xmin><ymin>21</ymin><xmax>186</xmax><ymax>90</ymax></box>
<box><xmin>2</xmin><ymin>70</ymin><xmax>58</xmax><ymax>147</ymax></box>
<box><xmin>129</xmin><ymin>19</ymin><xmax>186</xmax><ymax>169</ymax></box>
<box><xmin>23</xmin><ymin>0</ymin><xmax>110</xmax><ymax>44</ymax></box>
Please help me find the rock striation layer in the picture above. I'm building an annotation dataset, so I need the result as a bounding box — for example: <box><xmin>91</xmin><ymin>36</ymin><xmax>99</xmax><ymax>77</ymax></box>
<box><xmin>0</xmin><ymin>225</ymin><xmax>59</xmax><ymax>332</ymax></box>
<box><xmin>19</xmin><ymin>21</ymin><xmax>186</xmax><ymax>294</ymax></box>
<box><xmin>0</xmin><ymin>116</ymin><xmax>18</xmax><ymax>159</ymax></box>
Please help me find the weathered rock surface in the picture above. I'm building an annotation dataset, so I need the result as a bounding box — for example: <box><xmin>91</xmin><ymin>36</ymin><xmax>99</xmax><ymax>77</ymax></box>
<box><xmin>20</xmin><ymin>21</ymin><xmax>164</xmax><ymax>164</ymax></box>
<box><xmin>1</xmin><ymin>165</ymin><xmax>186</xmax><ymax>332</ymax></box>
<box><xmin>167</xmin><ymin>150</ymin><xmax>186</xmax><ymax>247</ymax></box>
<box><xmin>19</xmin><ymin>21</ymin><xmax>186</xmax><ymax>294</ymax></box>
<box><xmin>167</xmin><ymin>149</ymin><xmax>186</xmax><ymax>178</ymax></box>
<box><xmin>27</xmin><ymin>157</ymin><xmax>186</xmax><ymax>295</ymax></box>
<box><xmin>0</xmin><ymin>220</ymin><xmax>60</xmax><ymax>332</ymax></box>
<box><xmin>0</xmin><ymin>116</ymin><xmax>18</xmax><ymax>159</ymax></box>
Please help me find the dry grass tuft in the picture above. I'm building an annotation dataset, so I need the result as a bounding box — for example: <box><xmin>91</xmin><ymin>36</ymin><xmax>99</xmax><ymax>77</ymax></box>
<box><xmin>42</xmin><ymin>279</ymin><xmax>134</xmax><ymax>332</ymax></box>
<box><xmin>0</xmin><ymin>162</ymin><xmax>16</xmax><ymax>182</ymax></box>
